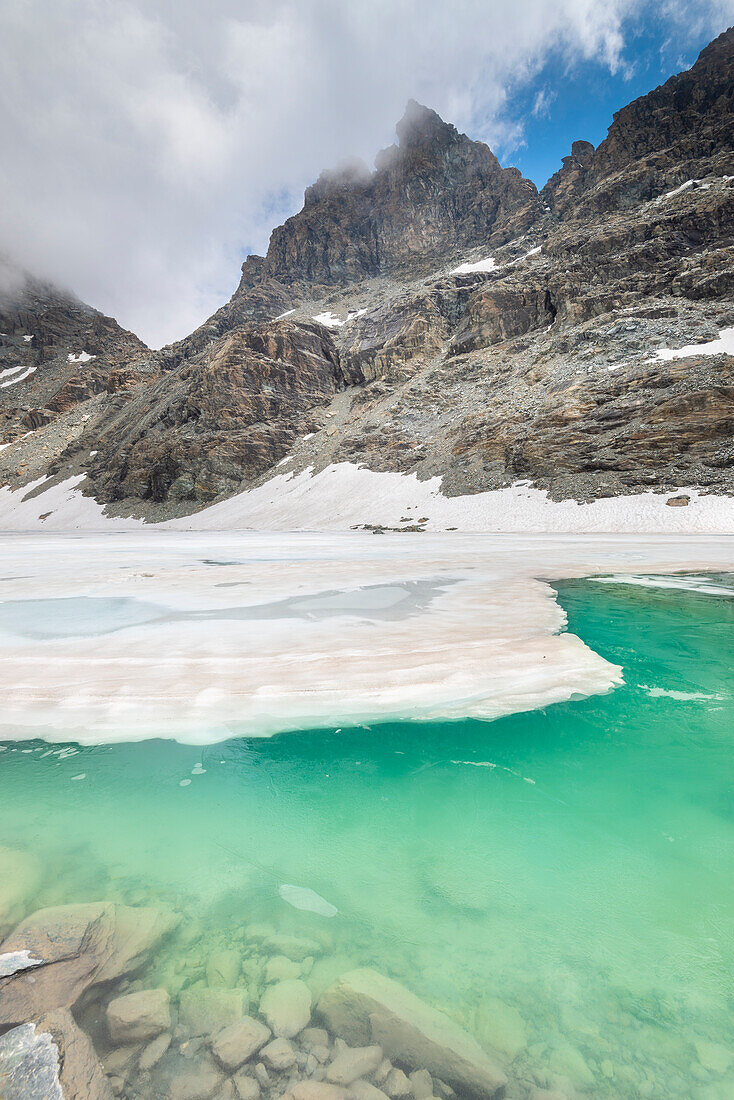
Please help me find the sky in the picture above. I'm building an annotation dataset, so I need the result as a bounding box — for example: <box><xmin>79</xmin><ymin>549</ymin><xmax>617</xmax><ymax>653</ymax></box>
<box><xmin>0</xmin><ymin>0</ymin><xmax>732</xmax><ymax>348</ymax></box>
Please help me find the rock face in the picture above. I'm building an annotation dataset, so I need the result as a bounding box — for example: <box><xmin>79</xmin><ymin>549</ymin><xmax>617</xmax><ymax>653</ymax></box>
<box><xmin>0</xmin><ymin>1010</ymin><xmax>114</xmax><ymax>1100</ymax></box>
<box><xmin>317</xmin><ymin>969</ymin><xmax>506</xmax><ymax>1098</ymax></box>
<box><xmin>1</xmin><ymin>28</ymin><xmax>732</xmax><ymax>519</ymax></box>
<box><xmin>245</xmin><ymin>100</ymin><xmax>539</xmax><ymax>289</ymax></box>
<box><xmin>0</xmin><ymin>902</ymin><xmax>177</xmax><ymax>1026</ymax></box>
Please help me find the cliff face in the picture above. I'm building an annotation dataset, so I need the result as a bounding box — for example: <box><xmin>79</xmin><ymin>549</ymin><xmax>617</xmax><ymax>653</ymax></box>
<box><xmin>1</xmin><ymin>29</ymin><xmax>733</xmax><ymax>521</ymax></box>
<box><xmin>239</xmin><ymin>101</ymin><xmax>540</xmax><ymax>292</ymax></box>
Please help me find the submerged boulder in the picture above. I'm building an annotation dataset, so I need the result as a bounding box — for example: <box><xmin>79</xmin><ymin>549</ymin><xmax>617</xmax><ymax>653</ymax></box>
<box><xmin>106</xmin><ymin>988</ymin><xmax>171</xmax><ymax>1043</ymax></box>
<box><xmin>179</xmin><ymin>987</ymin><xmax>249</xmax><ymax>1037</ymax></box>
<box><xmin>260</xmin><ymin>978</ymin><xmax>313</xmax><ymax>1038</ymax></box>
<box><xmin>318</xmin><ymin>969</ymin><xmax>506</xmax><ymax>1098</ymax></box>
<box><xmin>0</xmin><ymin>902</ymin><xmax>177</xmax><ymax>1026</ymax></box>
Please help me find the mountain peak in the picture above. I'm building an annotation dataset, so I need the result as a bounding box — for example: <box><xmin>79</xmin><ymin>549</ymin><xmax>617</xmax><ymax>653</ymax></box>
<box><xmin>395</xmin><ymin>100</ymin><xmax>456</xmax><ymax>149</ymax></box>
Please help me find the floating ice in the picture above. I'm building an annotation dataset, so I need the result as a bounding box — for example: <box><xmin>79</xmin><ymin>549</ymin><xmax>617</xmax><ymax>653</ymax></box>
<box><xmin>278</xmin><ymin>883</ymin><xmax>338</xmax><ymax>917</ymax></box>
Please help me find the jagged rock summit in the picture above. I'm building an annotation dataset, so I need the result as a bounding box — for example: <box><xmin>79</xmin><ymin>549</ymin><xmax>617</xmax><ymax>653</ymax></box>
<box><xmin>0</xmin><ymin>27</ymin><xmax>732</xmax><ymax>525</ymax></box>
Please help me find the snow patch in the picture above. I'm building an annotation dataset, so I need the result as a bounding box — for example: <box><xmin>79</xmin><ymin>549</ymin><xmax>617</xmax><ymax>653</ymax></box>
<box><xmin>1</xmin><ymin>365</ymin><xmax>37</xmax><ymax>388</ymax></box>
<box><xmin>312</xmin><ymin>311</ymin><xmax>345</xmax><ymax>328</ymax></box>
<box><xmin>276</xmin><ymin>309</ymin><xmax>295</xmax><ymax>319</ymax></box>
<box><xmin>649</xmin><ymin>327</ymin><xmax>734</xmax><ymax>362</ymax></box>
<box><xmin>67</xmin><ymin>351</ymin><xmax>95</xmax><ymax>363</ymax></box>
<box><xmin>451</xmin><ymin>256</ymin><xmax>496</xmax><ymax>274</ymax></box>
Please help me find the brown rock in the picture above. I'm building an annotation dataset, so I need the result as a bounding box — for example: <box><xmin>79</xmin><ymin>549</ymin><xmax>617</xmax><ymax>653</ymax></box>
<box><xmin>211</xmin><ymin>1016</ymin><xmax>271</xmax><ymax>1071</ymax></box>
<box><xmin>107</xmin><ymin>988</ymin><xmax>171</xmax><ymax>1043</ymax></box>
<box><xmin>0</xmin><ymin>903</ymin><xmax>177</xmax><ymax>1026</ymax></box>
<box><xmin>318</xmin><ymin>969</ymin><xmax>505</xmax><ymax>1098</ymax></box>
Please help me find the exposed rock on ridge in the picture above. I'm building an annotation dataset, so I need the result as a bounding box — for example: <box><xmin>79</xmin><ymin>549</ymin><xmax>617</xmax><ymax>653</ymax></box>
<box><xmin>0</xmin><ymin>28</ymin><xmax>732</xmax><ymax>521</ymax></box>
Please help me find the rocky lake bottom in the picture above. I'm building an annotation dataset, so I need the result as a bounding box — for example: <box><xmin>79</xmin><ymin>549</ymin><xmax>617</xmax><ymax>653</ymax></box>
<box><xmin>0</xmin><ymin>538</ymin><xmax>733</xmax><ymax>1100</ymax></box>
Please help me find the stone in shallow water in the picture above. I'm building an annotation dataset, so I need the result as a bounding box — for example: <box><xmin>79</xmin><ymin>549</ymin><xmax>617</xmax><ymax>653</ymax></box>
<box><xmin>408</xmin><ymin>1070</ymin><xmax>433</xmax><ymax>1099</ymax></box>
<box><xmin>167</xmin><ymin>1057</ymin><xmax>224</xmax><ymax>1100</ymax></box>
<box><xmin>326</xmin><ymin>1041</ymin><xmax>384</xmax><ymax>1086</ymax></box>
<box><xmin>318</xmin><ymin>969</ymin><xmax>506</xmax><ymax>1098</ymax></box>
<box><xmin>233</xmin><ymin>1074</ymin><xmax>261</xmax><ymax>1100</ymax></box>
<box><xmin>266</xmin><ymin>955</ymin><xmax>303</xmax><ymax>983</ymax></box>
<box><xmin>0</xmin><ymin>902</ymin><xmax>177</xmax><ymax>1026</ymax></box>
<box><xmin>107</xmin><ymin>988</ymin><xmax>171</xmax><ymax>1043</ymax></box>
<box><xmin>179</xmin><ymin>988</ymin><xmax>250</xmax><ymax>1037</ymax></box>
<box><xmin>694</xmin><ymin>1037</ymin><xmax>733</xmax><ymax>1075</ymax></box>
<box><xmin>260</xmin><ymin>978</ymin><xmax>313</xmax><ymax>1038</ymax></box>
<box><xmin>212</xmin><ymin>1016</ymin><xmax>271</xmax><ymax>1071</ymax></box>
<box><xmin>139</xmin><ymin>1031</ymin><xmax>172</xmax><ymax>1070</ymax></box>
<box><xmin>261</xmin><ymin>1037</ymin><xmax>298</xmax><ymax>1070</ymax></box>
<box><xmin>288</xmin><ymin>1084</ymin><xmax>348</xmax><ymax>1100</ymax></box>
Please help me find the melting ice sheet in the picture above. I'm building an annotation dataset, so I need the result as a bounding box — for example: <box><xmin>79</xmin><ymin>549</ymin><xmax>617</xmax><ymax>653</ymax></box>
<box><xmin>0</xmin><ymin>532</ymin><xmax>732</xmax><ymax>744</ymax></box>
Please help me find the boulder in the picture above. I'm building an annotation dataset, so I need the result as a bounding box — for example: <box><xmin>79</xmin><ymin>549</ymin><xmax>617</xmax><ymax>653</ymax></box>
<box><xmin>288</xmin><ymin>1084</ymin><xmax>348</xmax><ymax>1100</ymax></box>
<box><xmin>317</xmin><ymin>969</ymin><xmax>506</xmax><ymax>1098</ymax></box>
<box><xmin>266</xmin><ymin>955</ymin><xmax>303</xmax><ymax>983</ymax></box>
<box><xmin>408</xmin><ymin>1070</ymin><xmax>433</xmax><ymax>1099</ymax></box>
<box><xmin>233</xmin><ymin>1075</ymin><xmax>261</xmax><ymax>1100</ymax></box>
<box><xmin>383</xmin><ymin>1068</ymin><xmax>412</xmax><ymax>1098</ymax></box>
<box><xmin>0</xmin><ymin>902</ymin><xmax>177</xmax><ymax>1026</ymax></box>
<box><xmin>179</xmin><ymin>988</ymin><xmax>249</xmax><ymax>1037</ymax></box>
<box><xmin>211</xmin><ymin>1016</ymin><xmax>271</xmax><ymax>1071</ymax></box>
<box><xmin>107</xmin><ymin>988</ymin><xmax>171</xmax><ymax>1043</ymax></box>
<box><xmin>139</xmin><ymin>1031</ymin><xmax>172</xmax><ymax>1070</ymax></box>
<box><xmin>348</xmin><ymin>1083</ymin><xmax>390</xmax><ymax>1100</ymax></box>
<box><xmin>260</xmin><ymin>979</ymin><xmax>312</xmax><ymax>1038</ymax></box>
<box><xmin>0</xmin><ymin>1009</ymin><xmax>116</xmax><ymax>1100</ymax></box>
<box><xmin>327</xmin><ymin>1042</ymin><xmax>384</xmax><ymax>1086</ymax></box>
<box><xmin>261</xmin><ymin>1037</ymin><xmax>297</xmax><ymax>1070</ymax></box>
<box><xmin>167</xmin><ymin>1057</ymin><xmax>224</xmax><ymax>1100</ymax></box>
<box><xmin>0</xmin><ymin>1021</ymin><xmax>63</xmax><ymax>1100</ymax></box>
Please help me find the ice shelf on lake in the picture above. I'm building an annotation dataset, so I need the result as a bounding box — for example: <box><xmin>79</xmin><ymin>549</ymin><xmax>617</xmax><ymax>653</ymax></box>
<box><xmin>0</xmin><ymin>531</ymin><xmax>731</xmax><ymax>744</ymax></box>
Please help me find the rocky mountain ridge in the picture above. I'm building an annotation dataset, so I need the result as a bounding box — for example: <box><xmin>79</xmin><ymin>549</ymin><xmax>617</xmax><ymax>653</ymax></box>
<box><xmin>0</xmin><ymin>27</ymin><xmax>732</xmax><ymax>524</ymax></box>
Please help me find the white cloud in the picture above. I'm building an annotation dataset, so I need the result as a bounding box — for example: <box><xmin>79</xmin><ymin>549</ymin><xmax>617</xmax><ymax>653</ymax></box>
<box><xmin>0</xmin><ymin>0</ymin><xmax>731</xmax><ymax>347</ymax></box>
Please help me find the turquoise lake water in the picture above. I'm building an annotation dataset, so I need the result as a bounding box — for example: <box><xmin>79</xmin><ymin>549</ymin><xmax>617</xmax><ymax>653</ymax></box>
<box><xmin>1</xmin><ymin>575</ymin><xmax>733</xmax><ymax>1098</ymax></box>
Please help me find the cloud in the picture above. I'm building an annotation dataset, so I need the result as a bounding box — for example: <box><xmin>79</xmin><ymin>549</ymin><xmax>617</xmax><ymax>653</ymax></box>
<box><xmin>0</xmin><ymin>0</ymin><xmax>731</xmax><ymax>346</ymax></box>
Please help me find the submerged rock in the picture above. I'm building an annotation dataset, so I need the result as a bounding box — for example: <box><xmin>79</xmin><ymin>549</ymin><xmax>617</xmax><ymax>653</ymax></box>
<box><xmin>326</xmin><ymin>1041</ymin><xmax>383</xmax><ymax>1086</ymax></box>
<box><xmin>207</xmin><ymin>948</ymin><xmax>242</xmax><ymax>989</ymax></box>
<box><xmin>107</xmin><ymin>988</ymin><xmax>171</xmax><ymax>1043</ymax></box>
<box><xmin>211</xmin><ymin>1016</ymin><xmax>271</xmax><ymax>1070</ymax></box>
<box><xmin>317</xmin><ymin>969</ymin><xmax>506</xmax><ymax>1098</ymax></box>
<box><xmin>260</xmin><ymin>978</ymin><xmax>313</xmax><ymax>1038</ymax></box>
<box><xmin>179</xmin><ymin>988</ymin><xmax>249</xmax><ymax>1037</ymax></box>
<box><xmin>0</xmin><ymin>902</ymin><xmax>177</xmax><ymax>1026</ymax></box>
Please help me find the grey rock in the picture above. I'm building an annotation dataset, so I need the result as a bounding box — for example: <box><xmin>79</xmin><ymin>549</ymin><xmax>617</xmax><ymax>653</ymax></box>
<box><xmin>139</xmin><ymin>1031</ymin><xmax>172</xmax><ymax>1070</ymax></box>
<box><xmin>384</xmin><ymin>1069</ymin><xmax>412</xmax><ymax>1098</ymax></box>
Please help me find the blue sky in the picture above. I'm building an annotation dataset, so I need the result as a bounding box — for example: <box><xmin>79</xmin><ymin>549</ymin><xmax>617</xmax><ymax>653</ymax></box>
<box><xmin>502</xmin><ymin>18</ymin><xmax>721</xmax><ymax>186</ymax></box>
